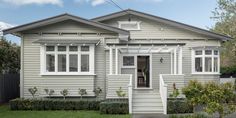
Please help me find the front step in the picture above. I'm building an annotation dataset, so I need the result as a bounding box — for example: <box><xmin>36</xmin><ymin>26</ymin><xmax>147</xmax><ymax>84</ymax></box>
<box><xmin>132</xmin><ymin>90</ymin><xmax>164</xmax><ymax>114</ymax></box>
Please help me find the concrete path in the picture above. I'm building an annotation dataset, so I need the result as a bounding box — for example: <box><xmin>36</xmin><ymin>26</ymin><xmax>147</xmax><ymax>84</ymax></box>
<box><xmin>132</xmin><ymin>114</ymin><xmax>168</xmax><ymax>118</ymax></box>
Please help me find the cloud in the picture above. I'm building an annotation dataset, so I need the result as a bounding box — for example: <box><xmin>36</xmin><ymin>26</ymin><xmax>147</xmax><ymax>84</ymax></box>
<box><xmin>1</xmin><ymin>0</ymin><xmax>63</xmax><ymax>6</ymax></box>
<box><xmin>0</xmin><ymin>21</ymin><xmax>15</xmax><ymax>36</ymax></box>
<box><xmin>75</xmin><ymin>0</ymin><xmax>164</xmax><ymax>6</ymax></box>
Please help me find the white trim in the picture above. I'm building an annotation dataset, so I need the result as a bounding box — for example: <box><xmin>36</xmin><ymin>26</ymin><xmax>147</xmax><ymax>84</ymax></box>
<box><xmin>20</xmin><ymin>36</ymin><xmax>24</xmax><ymax>98</ymax></box>
<box><xmin>170</xmin><ymin>51</ymin><xmax>173</xmax><ymax>74</ymax></box>
<box><xmin>109</xmin><ymin>46</ymin><xmax>113</xmax><ymax>74</ymax></box>
<box><xmin>118</xmin><ymin>21</ymin><xmax>141</xmax><ymax>31</ymax></box>
<box><xmin>173</xmin><ymin>48</ymin><xmax>177</xmax><ymax>74</ymax></box>
<box><xmin>178</xmin><ymin>47</ymin><xmax>183</xmax><ymax>74</ymax></box>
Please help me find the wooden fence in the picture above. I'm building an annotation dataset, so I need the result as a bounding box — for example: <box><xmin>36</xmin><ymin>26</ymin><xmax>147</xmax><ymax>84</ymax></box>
<box><xmin>0</xmin><ymin>74</ymin><xmax>20</xmax><ymax>103</ymax></box>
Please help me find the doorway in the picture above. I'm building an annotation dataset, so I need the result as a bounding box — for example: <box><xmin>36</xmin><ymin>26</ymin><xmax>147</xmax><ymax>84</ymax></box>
<box><xmin>137</xmin><ymin>56</ymin><xmax>150</xmax><ymax>88</ymax></box>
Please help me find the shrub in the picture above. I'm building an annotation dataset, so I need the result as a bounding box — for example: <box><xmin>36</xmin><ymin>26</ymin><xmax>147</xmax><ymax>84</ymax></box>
<box><xmin>167</xmin><ymin>98</ymin><xmax>193</xmax><ymax>114</ymax></box>
<box><xmin>60</xmin><ymin>89</ymin><xmax>68</xmax><ymax>100</ymax></box>
<box><xmin>169</xmin><ymin>113</ymin><xmax>208</xmax><ymax>118</ymax></box>
<box><xmin>9</xmin><ymin>98</ymin><xmax>100</xmax><ymax>111</ymax></box>
<box><xmin>93</xmin><ymin>87</ymin><xmax>102</xmax><ymax>101</ymax></box>
<box><xmin>44</xmin><ymin>89</ymin><xmax>54</xmax><ymax>98</ymax></box>
<box><xmin>78</xmin><ymin>88</ymin><xmax>87</xmax><ymax>100</ymax></box>
<box><xmin>221</xmin><ymin>66</ymin><xmax>236</xmax><ymax>77</ymax></box>
<box><xmin>100</xmin><ymin>101</ymin><xmax>129</xmax><ymax>114</ymax></box>
<box><xmin>116</xmin><ymin>87</ymin><xmax>126</xmax><ymax>98</ymax></box>
<box><xmin>28</xmin><ymin>87</ymin><xmax>38</xmax><ymax>98</ymax></box>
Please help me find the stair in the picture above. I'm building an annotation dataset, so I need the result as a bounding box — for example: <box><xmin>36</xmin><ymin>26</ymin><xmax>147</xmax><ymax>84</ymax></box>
<box><xmin>132</xmin><ymin>90</ymin><xmax>164</xmax><ymax>114</ymax></box>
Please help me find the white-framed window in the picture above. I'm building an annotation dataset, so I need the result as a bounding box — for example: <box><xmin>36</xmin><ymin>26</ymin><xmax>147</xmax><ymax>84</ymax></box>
<box><xmin>122</xmin><ymin>55</ymin><xmax>135</xmax><ymax>68</ymax></box>
<box><xmin>41</xmin><ymin>45</ymin><xmax>95</xmax><ymax>75</ymax></box>
<box><xmin>192</xmin><ymin>49</ymin><xmax>220</xmax><ymax>74</ymax></box>
<box><xmin>118</xmin><ymin>21</ymin><xmax>141</xmax><ymax>30</ymax></box>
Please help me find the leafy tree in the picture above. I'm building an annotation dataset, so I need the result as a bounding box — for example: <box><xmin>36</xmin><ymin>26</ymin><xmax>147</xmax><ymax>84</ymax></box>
<box><xmin>93</xmin><ymin>87</ymin><xmax>102</xmax><ymax>101</ymax></box>
<box><xmin>169</xmin><ymin>83</ymin><xmax>180</xmax><ymax>98</ymax></box>
<box><xmin>44</xmin><ymin>88</ymin><xmax>55</xmax><ymax>98</ymax></box>
<box><xmin>211</xmin><ymin>0</ymin><xmax>236</xmax><ymax>67</ymax></box>
<box><xmin>0</xmin><ymin>37</ymin><xmax>20</xmax><ymax>73</ymax></box>
<box><xmin>116</xmin><ymin>87</ymin><xmax>126</xmax><ymax>98</ymax></box>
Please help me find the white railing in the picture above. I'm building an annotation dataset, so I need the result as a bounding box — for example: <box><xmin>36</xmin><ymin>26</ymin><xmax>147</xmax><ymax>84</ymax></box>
<box><xmin>128</xmin><ymin>74</ymin><xmax>133</xmax><ymax>114</ymax></box>
<box><xmin>159</xmin><ymin>74</ymin><xmax>168</xmax><ymax>114</ymax></box>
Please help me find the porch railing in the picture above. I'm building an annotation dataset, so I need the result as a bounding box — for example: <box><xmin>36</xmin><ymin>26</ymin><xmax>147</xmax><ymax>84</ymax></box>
<box><xmin>159</xmin><ymin>74</ymin><xmax>168</xmax><ymax>114</ymax></box>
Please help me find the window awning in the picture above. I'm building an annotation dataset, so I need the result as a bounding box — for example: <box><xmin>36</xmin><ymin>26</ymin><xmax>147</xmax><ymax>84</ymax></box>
<box><xmin>33</xmin><ymin>39</ymin><xmax>100</xmax><ymax>45</ymax></box>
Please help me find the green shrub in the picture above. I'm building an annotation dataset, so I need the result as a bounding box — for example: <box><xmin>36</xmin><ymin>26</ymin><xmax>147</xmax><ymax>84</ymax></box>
<box><xmin>221</xmin><ymin>66</ymin><xmax>236</xmax><ymax>76</ymax></box>
<box><xmin>100</xmin><ymin>101</ymin><xmax>129</xmax><ymax>114</ymax></box>
<box><xmin>169</xmin><ymin>113</ymin><xmax>208</xmax><ymax>118</ymax></box>
<box><xmin>168</xmin><ymin>98</ymin><xmax>193</xmax><ymax>114</ymax></box>
<box><xmin>9</xmin><ymin>98</ymin><xmax>100</xmax><ymax>111</ymax></box>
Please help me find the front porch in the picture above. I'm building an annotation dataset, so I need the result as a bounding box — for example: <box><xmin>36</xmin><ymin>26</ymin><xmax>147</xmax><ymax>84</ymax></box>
<box><xmin>106</xmin><ymin>44</ymin><xmax>185</xmax><ymax>114</ymax></box>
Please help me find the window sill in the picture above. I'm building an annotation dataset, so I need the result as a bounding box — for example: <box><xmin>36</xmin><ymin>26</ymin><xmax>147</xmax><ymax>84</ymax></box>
<box><xmin>40</xmin><ymin>73</ymin><xmax>96</xmax><ymax>76</ymax></box>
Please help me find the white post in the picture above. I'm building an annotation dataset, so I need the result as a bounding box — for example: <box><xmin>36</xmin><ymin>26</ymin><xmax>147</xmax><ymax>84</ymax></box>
<box><xmin>170</xmin><ymin>51</ymin><xmax>173</xmax><ymax>74</ymax></box>
<box><xmin>128</xmin><ymin>75</ymin><xmax>133</xmax><ymax>114</ymax></box>
<box><xmin>109</xmin><ymin>46</ymin><xmax>113</xmax><ymax>74</ymax></box>
<box><xmin>178</xmin><ymin>47</ymin><xmax>183</xmax><ymax>74</ymax></box>
<box><xmin>115</xmin><ymin>47</ymin><xmax>118</xmax><ymax>74</ymax></box>
<box><xmin>174</xmin><ymin>48</ymin><xmax>177</xmax><ymax>74</ymax></box>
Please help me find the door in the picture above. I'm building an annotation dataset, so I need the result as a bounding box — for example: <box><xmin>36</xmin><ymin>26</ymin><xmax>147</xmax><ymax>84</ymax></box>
<box><xmin>137</xmin><ymin>56</ymin><xmax>150</xmax><ymax>88</ymax></box>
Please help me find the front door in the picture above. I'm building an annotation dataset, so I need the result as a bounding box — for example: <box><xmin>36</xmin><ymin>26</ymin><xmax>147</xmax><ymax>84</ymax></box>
<box><xmin>137</xmin><ymin>56</ymin><xmax>150</xmax><ymax>88</ymax></box>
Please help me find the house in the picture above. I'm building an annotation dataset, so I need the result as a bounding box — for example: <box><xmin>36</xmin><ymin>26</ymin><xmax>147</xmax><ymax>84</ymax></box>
<box><xmin>3</xmin><ymin>9</ymin><xmax>232</xmax><ymax>114</ymax></box>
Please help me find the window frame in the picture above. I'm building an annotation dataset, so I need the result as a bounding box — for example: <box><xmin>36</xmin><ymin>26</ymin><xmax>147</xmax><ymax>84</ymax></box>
<box><xmin>191</xmin><ymin>49</ymin><xmax>220</xmax><ymax>74</ymax></box>
<box><xmin>40</xmin><ymin>44</ymin><xmax>95</xmax><ymax>75</ymax></box>
<box><xmin>121</xmin><ymin>55</ymin><xmax>136</xmax><ymax>68</ymax></box>
<box><xmin>118</xmin><ymin>21</ymin><xmax>141</xmax><ymax>31</ymax></box>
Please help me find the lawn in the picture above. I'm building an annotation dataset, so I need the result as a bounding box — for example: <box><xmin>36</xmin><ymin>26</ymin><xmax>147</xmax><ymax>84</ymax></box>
<box><xmin>0</xmin><ymin>104</ymin><xmax>131</xmax><ymax>118</ymax></box>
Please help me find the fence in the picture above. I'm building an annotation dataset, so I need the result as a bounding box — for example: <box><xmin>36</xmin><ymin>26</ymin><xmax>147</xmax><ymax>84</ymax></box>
<box><xmin>0</xmin><ymin>74</ymin><xmax>20</xmax><ymax>103</ymax></box>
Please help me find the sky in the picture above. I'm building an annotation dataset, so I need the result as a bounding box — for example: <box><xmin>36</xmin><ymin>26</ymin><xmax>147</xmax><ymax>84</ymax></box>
<box><xmin>0</xmin><ymin>0</ymin><xmax>219</xmax><ymax>44</ymax></box>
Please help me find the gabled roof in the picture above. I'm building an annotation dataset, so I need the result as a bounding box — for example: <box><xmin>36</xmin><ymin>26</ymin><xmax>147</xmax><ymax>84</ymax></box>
<box><xmin>92</xmin><ymin>9</ymin><xmax>232</xmax><ymax>41</ymax></box>
<box><xmin>3</xmin><ymin>13</ymin><xmax>129</xmax><ymax>35</ymax></box>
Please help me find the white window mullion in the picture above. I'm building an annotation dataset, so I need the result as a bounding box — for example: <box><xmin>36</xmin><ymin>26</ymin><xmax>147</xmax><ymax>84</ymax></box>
<box><xmin>211</xmin><ymin>50</ymin><xmax>214</xmax><ymax>72</ymax></box>
<box><xmin>66</xmin><ymin>46</ymin><xmax>69</xmax><ymax>73</ymax></box>
<box><xmin>78</xmin><ymin>45</ymin><xmax>81</xmax><ymax>73</ymax></box>
<box><xmin>202</xmin><ymin>49</ymin><xmax>205</xmax><ymax>72</ymax></box>
<box><xmin>55</xmin><ymin>46</ymin><xmax>58</xmax><ymax>73</ymax></box>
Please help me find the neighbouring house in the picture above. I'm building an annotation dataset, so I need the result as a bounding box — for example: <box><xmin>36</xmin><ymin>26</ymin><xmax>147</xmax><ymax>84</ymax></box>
<box><xmin>3</xmin><ymin>9</ymin><xmax>232</xmax><ymax>114</ymax></box>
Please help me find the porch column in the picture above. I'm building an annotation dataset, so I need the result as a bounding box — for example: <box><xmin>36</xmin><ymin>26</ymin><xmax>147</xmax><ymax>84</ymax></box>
<box><xmin>178</xmin><ymin>47</ymin><xmax>183</xmax><ymax>74</ymax></box>
<box><xmin>109</xmin><ymin>46</ymin><xmax>113</xmax><ymax>74</ymax></box>
<box><xmin>170</xmin><ymin>51</ymin><xmax>173</xmax><ymax>74</ymax></box>
<box><xmin>174</xmin><ymin>48</ymin><xmax>177</xmax><ymax>74</ymax></box>
<box><xmin>115</xmin><ymin>47</ymin><xmax>119</xmax><ymax>74</ymax></box>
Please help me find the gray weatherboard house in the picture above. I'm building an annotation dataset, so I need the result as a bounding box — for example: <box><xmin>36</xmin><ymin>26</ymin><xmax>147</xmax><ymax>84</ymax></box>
<box><xmin>3</xmin><ymin>9</ymin><xmax>232</xmax><ymax>114</ymax></box>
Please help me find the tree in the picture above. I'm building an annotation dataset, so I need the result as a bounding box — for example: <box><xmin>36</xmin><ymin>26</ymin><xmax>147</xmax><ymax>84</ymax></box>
<box><xmin>93</xmin><ymin>87</ymin><xmax>102</xmax><ymax>101</ymax></box>
<box><xmin>78</xmin><ymin>88</ymin><xmax>87</xmax><ymax>100</ymax></box>
<box><xmin>211</xmin><ymin>0</ymin><xmax>236</xmax><ymax>67</ymax></box>
<box><xmin>0</xmin><ymin>37</ymin><xmax>20</xmax><ymax>73</ymax></box>
<box><xmin>28</xmin><ymin>87</ymin><xmax>38</xmax><ymax>98</ymax></box>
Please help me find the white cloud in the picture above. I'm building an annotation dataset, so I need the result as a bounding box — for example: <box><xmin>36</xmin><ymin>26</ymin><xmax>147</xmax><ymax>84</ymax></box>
<box><xmin>75</xmin><ymin>0</ymin><xmax>164</xmax><ymax>6</ymax></box>
<box><xmin>0</xmin><ymin>21</ymin><xmax>15</xmax><ymax>36</ymax></box>
<box><xmin>1</xmin><ymin>0</ymin><xmax>63</xmax><ymax>6</ymax></box>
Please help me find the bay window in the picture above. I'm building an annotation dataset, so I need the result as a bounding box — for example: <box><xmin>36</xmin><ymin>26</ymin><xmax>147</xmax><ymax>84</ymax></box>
<box><xmin>192</xmin><ymin>49</ymin><xmax>219</xmax><ymax>74</ymax></box>
<box><xmin>42</xmin><ymin>45</ymin><xmax>94</xmax><ymax>75</ymax></box>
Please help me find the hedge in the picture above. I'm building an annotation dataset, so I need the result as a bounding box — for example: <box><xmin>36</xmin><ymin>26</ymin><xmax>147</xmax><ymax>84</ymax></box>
<box><xmin>99</xmin><ymin>101</ymin><xmax>129</xmax><ymax>114</ymax></box>
<box><xmin>167</xmin><ymin>98</ymin><xmax>193</xmax><ymax>114</ymax></box>
<box><xmin>9</xmin><ymin>98</ymin><xmax>100</xmax><ymax>111</ymax></box>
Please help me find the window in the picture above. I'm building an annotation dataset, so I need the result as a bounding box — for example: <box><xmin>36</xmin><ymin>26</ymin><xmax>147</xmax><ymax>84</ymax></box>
<box><xmin>118</xmin><ymin>21</ymin><xmax>141</xmax><ymax>30</ymax></box>
<box><xmin>42</xmin><ymin>45</ymin><xmax>94</xmax><ymax>75</ymax></box>
<box><xmin>192</xmin><ymin>49</ymin><xmax>219</xmax><ymax>74</ymax></box>
<box><xmin>123</xmin><ymin>56</ymin><xmax>134</xmax><ymax>66</ymax></box>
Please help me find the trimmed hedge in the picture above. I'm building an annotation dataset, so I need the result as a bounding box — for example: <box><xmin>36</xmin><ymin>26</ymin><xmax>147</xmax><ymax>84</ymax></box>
<box><xmin>167</xmin><ymin>98</ymin><xmax>193</xmax><ymax>114</ymax></box>
<box><xmin>100</xmin><ymin>102</ymin><xmax>129</xmax><ymax>114</ymax></box>
<box><xmin>9</xmin><ymin>98</ymin><xmax>100</xmax><ymax>111</ymax></box>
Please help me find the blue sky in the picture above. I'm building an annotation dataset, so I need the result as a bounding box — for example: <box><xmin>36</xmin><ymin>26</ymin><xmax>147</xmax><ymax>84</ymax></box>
<box><xmin>0</xmin><ymin>0</ymin><xmax>219</xmax><ymax>44</ymax></box>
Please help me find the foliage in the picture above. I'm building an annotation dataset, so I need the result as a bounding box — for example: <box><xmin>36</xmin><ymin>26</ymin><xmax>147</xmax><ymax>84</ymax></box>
<box><xmin>169</xmin><ymin>113</ymin><xmax>208</xmax><ymax>118</ymax></box>
<box><xmin>116</xmin><ymin>87</ymin><xmax>126</xmax><ymax>98</ymax></box>
<box><xmin>44</xmin><ymin>89</ymin><xmax>54</xmax><ymax>98</ymax></box>
<box><xmin>182</xmin><ymin>80</ymin><xmax>236</xmax><ymax>118</ymax></box>
<box><xmin>28</xmin><ymin>87</ymin><xmax>38</xmax><ymax>98</ymax></box>
<box><xmin>60</xmin><ymin>89</ymin><xmax>68</xmax><ymax>100</ymax></box>
<box><xmin>167</xmin><ymin>98</ymin><xmax>193</xmax><ymax>114</ymax></box>
<box><xmin>93</xmin><ymin>87</ymin><xmax>102</xmax><ymax>101</ymax></box>
<box><xmin>211</xmin><ymin>0</ymin><xmax>236</xmax><ymax>67</ymax></box>
<box><xmin>78</xmin><ymin>88</ymin><xmax>87</xmax><ymax>100</ymax></box>
<box><xmin>0</xmin><ymin>37</ymin><xmax>20</xmax><ymax>73</ymax></box>
<box><xmin>9</xmin><ymin>98</ymin><xmax>100</xmax><ymax>111</ymax></box>
<box><xmin>182</xmin><ymin>80</ymin><xmax>204</xmax><ymax>108</ymax></box>
<box><xmin>169</xmin><ymin>83</ymin><xmax>180</xmax><ymax>98</ymax></box>
<box><xmin>100</xmin><ymin>101</ymin><xmax>129</xmax><ymax>114</ymax></box>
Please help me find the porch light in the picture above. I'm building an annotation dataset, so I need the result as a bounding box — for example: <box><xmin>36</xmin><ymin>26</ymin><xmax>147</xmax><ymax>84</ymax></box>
<box><xmin>160</xmin><ymin>57</ymin><xmax>163</xmax><ymax>63</ymax></box>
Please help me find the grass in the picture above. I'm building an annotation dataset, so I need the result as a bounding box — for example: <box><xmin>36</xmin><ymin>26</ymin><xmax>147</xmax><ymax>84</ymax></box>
<box><xmin>0</xmin><ymin>104</ymin><xmax>130</xmax><ymax>118</ymax></box>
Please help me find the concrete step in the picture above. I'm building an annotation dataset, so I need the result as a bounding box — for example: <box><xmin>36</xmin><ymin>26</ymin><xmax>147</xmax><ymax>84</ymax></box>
<box><xmin>133</xmin><ymin>98</ymin><xmax>162</xmax><ymax>103</ymax></box>
<box><xmin>133</xmin><ymin>108</ymin><xmax>163</xmax><ymax>114</ymax></box>
<box><xmin>133</xmin><ymin>102</ymin><xmax>163</xmax><ymax>107</ymax></box>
